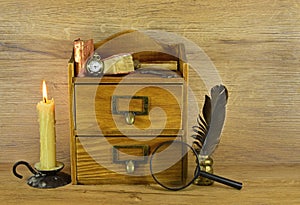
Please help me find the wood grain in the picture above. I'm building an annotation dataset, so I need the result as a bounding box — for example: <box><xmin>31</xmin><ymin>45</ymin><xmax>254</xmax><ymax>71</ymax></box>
<box><xmin>75</xmin><ymin>136</ymin><xmax>183</xmax><ymax>185</ymax></box>
<box><xmin>69</xmin><ymin>41</ymin><xmax>189</xmax><ymax>184</ymax></box>
<box><xmin>75</xmin><ymin>84</ymin><xmax>183</xmax><ymax>133</ymax></box>
<box><xmin>3</xmin><ymin>163</ymin><xmax>300</xmax><ymax>204</ymax></box>
<box><xmin>0</xmin><ymin>0</ymin><xmax>299</xmax><ymax>184</ymax></box>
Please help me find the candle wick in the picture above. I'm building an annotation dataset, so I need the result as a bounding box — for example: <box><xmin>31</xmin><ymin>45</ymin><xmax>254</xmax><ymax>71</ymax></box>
<box><xmin>43</xmin><ymin>97</ymin><xmax>47</xmax><ymax>103</ymax></box>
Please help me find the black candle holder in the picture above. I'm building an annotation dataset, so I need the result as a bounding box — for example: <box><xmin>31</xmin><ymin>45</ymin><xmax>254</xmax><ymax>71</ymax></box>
<box><xmin>13</xmin><ymin>161</ymin><xmax>71</xmax><ymax>189</ymax></box>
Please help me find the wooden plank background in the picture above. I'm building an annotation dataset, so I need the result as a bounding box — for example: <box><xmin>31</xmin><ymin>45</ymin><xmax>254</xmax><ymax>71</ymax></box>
<box><xmin>0</xmin><ymin>0</ymin><xmax>299</xmax><ymax>168</ymax></box>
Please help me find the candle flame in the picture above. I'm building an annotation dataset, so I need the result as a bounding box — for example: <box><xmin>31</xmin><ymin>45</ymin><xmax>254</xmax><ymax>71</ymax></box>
<box><xmin>42</xmin><ymin>80</ymin><xmax>47</xmax><ymax>102</ymax></box>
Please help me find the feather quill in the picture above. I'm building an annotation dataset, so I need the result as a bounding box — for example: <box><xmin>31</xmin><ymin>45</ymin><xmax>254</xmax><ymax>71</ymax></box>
<box><xmin>192</xmin><ymin>84</ymin><xmax>228</xmax><ymax>156</ymax></box>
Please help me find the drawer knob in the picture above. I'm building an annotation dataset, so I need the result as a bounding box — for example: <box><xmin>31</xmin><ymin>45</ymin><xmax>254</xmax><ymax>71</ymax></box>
<box><xmin>125</xmin><ymin>112</ymin><xmax>135</xmax><ymax>125</ymax></box>
<box><xmin>125</xmin><ymin>160</ymin><xmax>135</xmax><ymax>174</ymax></box>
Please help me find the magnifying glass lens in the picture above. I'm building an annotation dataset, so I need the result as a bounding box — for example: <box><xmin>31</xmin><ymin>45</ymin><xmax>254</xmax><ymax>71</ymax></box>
<box><xmin>150</xmin><ymin>140</ymin><xmax>198</xmax><ymax>191</ymax></box>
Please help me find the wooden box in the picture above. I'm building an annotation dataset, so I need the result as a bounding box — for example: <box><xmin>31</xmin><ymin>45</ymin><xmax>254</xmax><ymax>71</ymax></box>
<box><xmin>68</xmin><ymin>31</ymin><xmax>189</xmax><ymax>185</ymax></box>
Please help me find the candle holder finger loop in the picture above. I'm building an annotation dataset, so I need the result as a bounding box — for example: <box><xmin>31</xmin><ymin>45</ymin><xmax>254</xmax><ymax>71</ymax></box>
<box><xmin>12</xmin><ymin>160</ymin><xmax>38</xmax><ymax>179</ymax></box>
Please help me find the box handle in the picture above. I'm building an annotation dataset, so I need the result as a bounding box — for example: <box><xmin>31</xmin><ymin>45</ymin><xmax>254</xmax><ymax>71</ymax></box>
<box><xmin>112</xmin><ymin>145</ymin><xmax>149</xmax><ymax>174</ymax></box>
<box><xmin>111</xmin><ymin>95</ymin><xmax>149</xmax><ymax>125</ymax></box>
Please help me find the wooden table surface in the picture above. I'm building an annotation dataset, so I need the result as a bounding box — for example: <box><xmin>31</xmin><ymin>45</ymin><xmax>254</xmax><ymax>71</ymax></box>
<box><xmin>2</xmin><ymin>163</ymin><xmax>299</xmax><ymax>205</ymax></box>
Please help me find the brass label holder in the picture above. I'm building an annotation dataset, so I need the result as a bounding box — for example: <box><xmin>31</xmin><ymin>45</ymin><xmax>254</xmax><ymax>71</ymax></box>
<box><xmin>112</xmin><ymin>145</ymin><xmax>149</xmax><ymax>174</ymax></box>
<box><xmin>111</xmin><ymin>96</ymin><xmax>149</xmax><ymax>125</ymax></box>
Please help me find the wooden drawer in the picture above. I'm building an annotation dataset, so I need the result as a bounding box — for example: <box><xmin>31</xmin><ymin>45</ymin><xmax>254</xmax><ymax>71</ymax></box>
<box><xmin>74</xmin><ymin>84</ymin><xmax>183</xmax><ymax>134</ymax></box>
<box><xmin>75</xmin><ymin>136</ymin><xmax>185</xmax><ymax>184</ymax></box>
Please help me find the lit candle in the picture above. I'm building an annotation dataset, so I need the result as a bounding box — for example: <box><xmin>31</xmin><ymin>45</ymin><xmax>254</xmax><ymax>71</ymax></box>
<box><xmin>36</xmin><ymin>80</ymin><xmax>56</xmax><ymax>170</ymax></box>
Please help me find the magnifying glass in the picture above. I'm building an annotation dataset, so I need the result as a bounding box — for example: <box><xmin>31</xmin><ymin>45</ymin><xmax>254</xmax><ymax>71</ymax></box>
<box><xmin>150</xmin><ymin>140</ymin><xmax>243</xmax><ymax>191</ymax></box>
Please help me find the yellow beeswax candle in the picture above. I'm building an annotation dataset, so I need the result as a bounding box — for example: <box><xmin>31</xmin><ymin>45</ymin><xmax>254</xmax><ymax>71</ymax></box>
<box><xmin>36</xmin><ymin>80</ymin><xmax>56</xmax><ymax>170</ymax></box>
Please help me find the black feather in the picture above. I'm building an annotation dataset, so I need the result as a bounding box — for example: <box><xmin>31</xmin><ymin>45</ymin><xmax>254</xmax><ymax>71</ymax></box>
<box><xmin>196</xmin><ymin>114</ymin><xmax>207</xmax><ymax>131</ymax></box>
<box><xmin>190</xmin><ymin>84</ymin><xmax>228</xmax><ymax>156</ymax></box>
<box><xmin>192</xmin><ymin>125</ymin><xmax>206</xmax><ymax>135</ymax></box>
<box><xmin>202</xmin><ymin>95</ymin><xmax>211</xmax><ymax>125</ymax></box>
<box><xmin>192</xmin><ymin>141</ymin><xmax>202</xmax><ymax>152</ymax></box>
